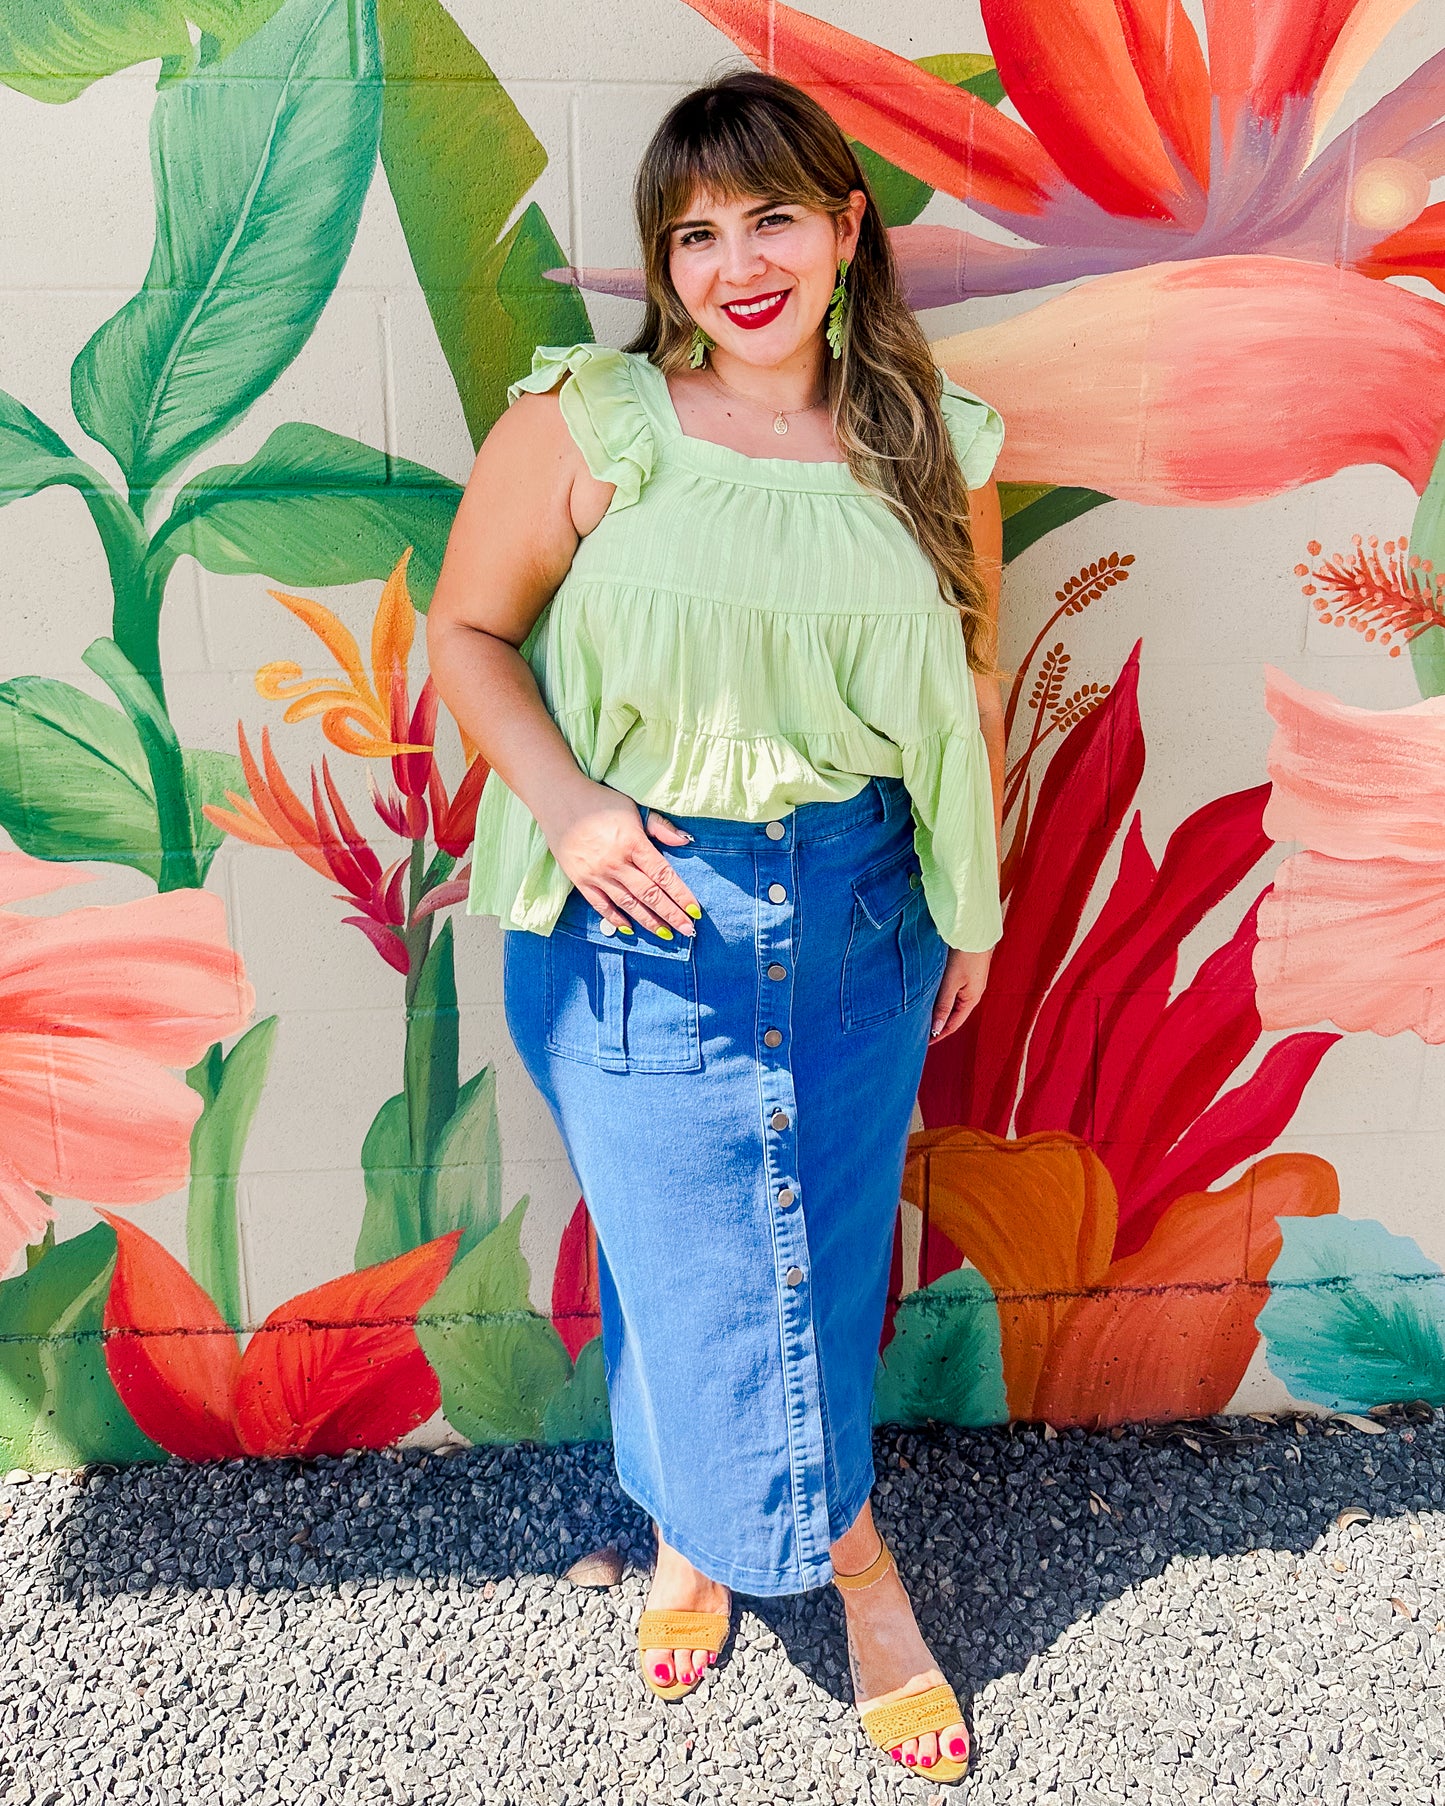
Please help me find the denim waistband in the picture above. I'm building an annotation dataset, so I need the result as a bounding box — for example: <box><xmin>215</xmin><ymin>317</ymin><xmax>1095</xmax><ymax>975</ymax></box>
<box><xmin>646</xmin><ymin>776</ymin><xmax>909</xmax><ymax>851</ymax></box>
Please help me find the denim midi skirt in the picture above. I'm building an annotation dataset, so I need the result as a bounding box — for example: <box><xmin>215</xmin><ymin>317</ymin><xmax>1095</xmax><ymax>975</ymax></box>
<box><xmin>502</xmin><ymin>777</ymin><xmax>947</xmax><ymax>1595</ymax></box>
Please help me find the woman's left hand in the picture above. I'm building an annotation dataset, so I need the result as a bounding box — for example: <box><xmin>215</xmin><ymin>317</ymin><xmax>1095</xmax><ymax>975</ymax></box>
<box><xmin>930</xmin><ymin>948</ymin><xmax>991</xmax><ymax>1041</ymax></box>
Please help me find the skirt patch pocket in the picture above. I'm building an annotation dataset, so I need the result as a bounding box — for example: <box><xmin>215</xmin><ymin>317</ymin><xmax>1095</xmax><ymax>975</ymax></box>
<box><xmin>841</xmin><ymin>846</ymin><xmax>946</xmax><ymax>1032</ymax></box>
<box><xmin>544</xmin><ymin>897</ymin><xmax>701</xmax><ymax>1073</ymax></box>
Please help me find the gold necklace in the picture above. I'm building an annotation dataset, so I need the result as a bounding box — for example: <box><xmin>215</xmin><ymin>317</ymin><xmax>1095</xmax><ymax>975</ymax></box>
<box><xmin>704</xmin><ymin>364</ymin><xmax>826</xmax><ymax>436</ymax></box>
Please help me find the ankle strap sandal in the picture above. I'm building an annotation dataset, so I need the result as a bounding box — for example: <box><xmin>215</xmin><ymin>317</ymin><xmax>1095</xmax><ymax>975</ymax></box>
<box><xmin>832</xmin><ymin>1535</ymin><xmax>970</xmax><ymax>1782</ymax></box>
<box><xmin>637</xmin><ymin>1607</ymin><xmax>731</xmax><ymax>1701</ymax></box>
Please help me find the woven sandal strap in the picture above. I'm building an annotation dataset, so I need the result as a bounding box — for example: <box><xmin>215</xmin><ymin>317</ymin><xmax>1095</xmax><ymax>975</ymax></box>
<box><xmin>831</xmin><ymin>1536</ymin><xmax>894</xmax><ymax>1592</ymax></box>
<box><xmin>637</xmin><ymin>1609</ymin><xmax>730</xmax><ymax>1652</ymax></box>
<box><xmin>859</xmin><ymin>1682</ymin><xmax>964</xmax><ymax>1752</ymax></box>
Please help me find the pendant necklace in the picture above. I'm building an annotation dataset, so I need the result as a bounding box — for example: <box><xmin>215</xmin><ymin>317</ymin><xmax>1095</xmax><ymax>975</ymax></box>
<box><xmin>704</xmin><ymin>364</ymin><xmax>825</xmax><ymax>437</ymax></box>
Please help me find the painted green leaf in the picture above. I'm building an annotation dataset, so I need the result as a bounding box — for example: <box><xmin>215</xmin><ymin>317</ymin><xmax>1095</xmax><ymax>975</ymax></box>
<box><xmin>0</xmin><ymin>1</ymin><xmax>191</xmax><ymax>104</ymax></box>
<box><xmin>355</xmin><ymin>1060</ymin><xmax>504</xmax><ymax>1269</ymax></box>
<box><xmin>377</xmin><ymin>0</ymin><xmax>586</xmax><ymax>446</ymax></box>
<box><xmin>541</xmin><ymin>1335</ymin><xmax>611</xmax><ymax>1444</ymax></box>
<box><xmin>148</xmin><ymin>422</ymin><xmax>462</xmax><ymax>609</ymax></box>
<box><xmin>850</xmin><ymin>55</ymin><xmax>1003</xmax><ymax>230</ymax></box>
<box><xmin>1001</xmin><ymin>486</ymin><xmax>1115</xmax><ymax>564</ymax></box>
<box><xmin>0</xmin><ymin>388</ymin><xmax>103</xmax><ymax>502</ymax></box>
<box><xmin>416</xmin><ymin>1198</ymin><xmax>574</xmax><ymax>1444</ymax></box>
<box><xmin>1258</xmin><ymin>1215</ymin><xmax>1445</xmax><ymax>1413</ymax></box>
<box><xmin>0</xmin><ymin>1</ymin><xmax>291</xmax><ymax>102</ymax></box>
<box><xmin>1407</xmin><ymin>436</ymin><xmax>1445</xmax><ymax>699</ymax></box>
<box><xmin>405</xmin><ymin>918</ymin><xmax>459</xmax><ymax>1160</ymax></box>
<box><xmin>71</xmin><ymin>0</ymin><xmax>382</xmax><ymax>501</ymax></box>
<box><xmin>0</xmin><ymin>1224</ymin><xmax>161</xmax><ymax>1469</ymax></box>
<box><xmin>872</xmin><ymin>1266</ymin><xmax>1007</xmax><ymax>1428</ymax></box>
<box><xmin>186</xmin><ymin>1017</ymin><xmax>278</xmax><ymax>1331</ymax></box>
<box><xmin>0</xmin><ymin>675</ymin><xmax>239</xmax><ymax>882</ymax></box>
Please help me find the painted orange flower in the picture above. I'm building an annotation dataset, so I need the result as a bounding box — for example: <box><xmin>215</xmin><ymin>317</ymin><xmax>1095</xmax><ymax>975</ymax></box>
<box><xmin>0</xmin><ymin>852</ymin><xmax>254</xmax><ymax>1274</ymax></box>
<box><xmin>902</xmin><ymin>1128</ymin><xmax>1339</xmax><ymax>1427</ymax></box>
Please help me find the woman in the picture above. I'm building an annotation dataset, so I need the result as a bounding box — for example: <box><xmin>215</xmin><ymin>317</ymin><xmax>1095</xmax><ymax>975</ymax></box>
<box><xmin>427</xmin><ymin>69</ymin><xmax>1005</xmax><ymax>1782</ymax></box>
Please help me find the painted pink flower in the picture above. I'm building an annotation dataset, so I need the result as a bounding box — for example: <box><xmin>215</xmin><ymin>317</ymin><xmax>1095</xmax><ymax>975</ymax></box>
<box><xmin>0</xmin><ymin>854</ymin><xmax>255</xmax><ymax>1271</ymax></box>
<box><xmin>929</xmin><ymin>254</ymin><xmax>1445</xmax><ymax>503</ymax></box>
<box><xmin>1254</xmin><ymin>666</ymin><xmax>1445</xmax><ymax>1042</ymax></box>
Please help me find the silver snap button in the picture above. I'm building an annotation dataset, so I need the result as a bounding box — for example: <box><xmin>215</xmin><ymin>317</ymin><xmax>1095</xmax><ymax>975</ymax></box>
<box><xmin>770</xmin><ymin>1109</ymin><xmax>790</xmax><ymax>1132</ymax></box>
<box><xmin>777</xmin><ymin>1187</ymin><xmax>795</xmax><ymax>1208</ymax></box>
<box><xmin>784</xmin><ymin>1266</ymin><xmax>804</xmax><ymax>1287</ymax></box>
<box><xmin>765</xmin><ymin>821</ymin><xmax>786</xmax><ymax>840</ymax></box>
<box><xmin>598</xmin><ymin>920</ymin><xmax>618</xmax><ymax>937</ymax></box>
<box><xmin>768</xmin><ymin>882</ymin><xmax>787</xmax><ymax>904</ymax></box>
<box><xmin>763</xmin><ymin>1028</ymin><xmax>783</xmax><ymax>1049</ymax></box>
<box><xmin>767</xmin><ymin>962</ymin><xmax>787</xmax><ymax>981</ymax></box>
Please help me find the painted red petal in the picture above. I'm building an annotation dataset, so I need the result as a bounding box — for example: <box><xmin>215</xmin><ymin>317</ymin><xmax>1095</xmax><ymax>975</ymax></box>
<box><xmin>1098</xmin><ymin>895</ymin><xmax>1266</xmax><ymax>1206</ymax></box>
<box><xmin>1114</xmin><ymin>1032</ymin><xmax>1340</xmax><ymax>1255</ymax></box>
<box><xmin>1014</xmin><ymin>813</ymin><xmax>1159</xmax><ymax>1140</ymax></box>
<box><xmin>550</xmin><ymin>1198</ymin><xmax>602</xmax><ymax>1361</ymax></box>
<box><xmin>233</xmin><ymin>1233</ymin><xmax>461</xmax><ymax>1458</ymax></box>
<box><xmin>1355</xmin><ymin>200</ymin><xmax>1445</xmax><ymax>295</ymax></box>
<box><xmin>679</xmin><ymin>0</ymin><xmax>1065</xmax><ymax>217</ymax></box>
<box><xmin>99</xmin><ymin>1212</ymin><xmax>244</xmax><ymax>1461</ymax></box>
<box><xmin>310</xmin><ymin>769</ymin><xmax>370</xmax><ymax>900</ymax></box>
<box><xmin>410</xmin><ymin>874</ymin><xmax>471</xmax><ymax>925</ymax></box>
<box><xmin>919</xmin><ymin>646</ymin><xmax>1145</xmax><ymax>1135</ymax></box>
<box><xmin>397</xmin><ymin>678</ymin><xmax>439</xmax><ymax>800</ymax></box>
<box><xmin>1205</xmin><ymin>0</ymin><xmax>1358</xmax><ymax>139</ymax></box>
<box><xmin>1017</xmin><ymin>786</ymin><xmax>1271</xmax><ymax>1145</ymax></box>
<box><xmin>981</xmin><ymin>0</ymin><xmax>1207</xmax><ymax>221</ymax></box>
<box><xmin>341</xmin><ymin>914</ymin><xmax>411</xmax><ymax>975</ymax></box>
<box><xmin>436</xmin><ymin>755</ymin><xmax>490</xmax><ymax>857</ymax></box>
<box><xmin>321</xmin><ymin>758</ymin><xmax>383</xmax><ymax>887</ymax></box>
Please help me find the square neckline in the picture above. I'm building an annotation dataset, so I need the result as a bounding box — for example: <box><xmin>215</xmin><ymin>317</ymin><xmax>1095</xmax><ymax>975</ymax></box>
<box><xmin>640</xmin><ymin>353</ymin><xmax>851</xmax><ymax>471</ymax></box>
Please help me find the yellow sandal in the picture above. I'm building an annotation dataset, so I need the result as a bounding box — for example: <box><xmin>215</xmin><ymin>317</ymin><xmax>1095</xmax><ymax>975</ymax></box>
<box><xmin>637</xmin><ymin>1606</ymin><xmax>731</xmax><ymax>1701</ymax></box>
<box><xmin>833</xmin><ymin>1535</ymin><xmax>970</xmax><ymax>1782</ymax></box>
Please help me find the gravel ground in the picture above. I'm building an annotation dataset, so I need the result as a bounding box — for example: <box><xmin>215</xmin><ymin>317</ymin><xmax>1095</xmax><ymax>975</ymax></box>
<box><xmin>3</xmin><ymin>1410</ymin><xmax>1445</xmax><ymax>1806</ymax></box>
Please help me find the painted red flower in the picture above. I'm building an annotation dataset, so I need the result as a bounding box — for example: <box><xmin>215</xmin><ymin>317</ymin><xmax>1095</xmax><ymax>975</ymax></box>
<box><xmin>101</xmin><ymin>1214</ymin><xmax>460</xmax><ymax>1459</ymax></box>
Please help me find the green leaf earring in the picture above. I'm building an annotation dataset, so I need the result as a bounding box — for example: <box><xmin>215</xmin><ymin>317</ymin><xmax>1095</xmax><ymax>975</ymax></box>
<box><xmin>688</xmin><ymin>324</ymin><xmax>715</xmax><ymax>368</ymax></box>
<box><xmin>826</xmin><ymin>258</ymin><xmax>849</xmax><ymax>361</ymax></box>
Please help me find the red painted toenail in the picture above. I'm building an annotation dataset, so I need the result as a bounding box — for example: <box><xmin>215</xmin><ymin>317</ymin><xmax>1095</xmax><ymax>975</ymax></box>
<box><xmin>921</xmin><ymin>1755</ymin><xmax>933</xmax><ymax>1767</ymax></box>
<box><xmin>904</xmin><ymin>1755</ymin><xmax>916</xmax><ymax>1766</ymax></box>
<box><xmin>654</xmin><ymin>1665</ymin><xmax>671</xmax><ymax>1680</ymax></box>
<box><xmin>949</xmin><ymin>1738</ymin><xmax>967</xmax><ymax>1757</ymax></box>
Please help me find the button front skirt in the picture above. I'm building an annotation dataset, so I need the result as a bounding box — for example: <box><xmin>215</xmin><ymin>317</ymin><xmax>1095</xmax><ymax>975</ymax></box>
<box><xmin>501</xmin><ymin>778</ymin><xmax>946</xmax><ymax>1595</ymax></box>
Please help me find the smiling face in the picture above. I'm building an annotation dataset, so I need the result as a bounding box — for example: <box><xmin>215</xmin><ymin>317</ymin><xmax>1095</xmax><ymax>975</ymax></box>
<box><xmin>667</xmin><ymin>187</ymin><xmax>866</xmax><ymax>368</ymax></box>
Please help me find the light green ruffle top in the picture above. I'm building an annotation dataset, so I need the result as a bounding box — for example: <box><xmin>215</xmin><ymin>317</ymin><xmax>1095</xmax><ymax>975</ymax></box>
<box><xmin>466</xmin><ymin>342</ymin><xmax>1005</xmax><ymax>951</ymax></box>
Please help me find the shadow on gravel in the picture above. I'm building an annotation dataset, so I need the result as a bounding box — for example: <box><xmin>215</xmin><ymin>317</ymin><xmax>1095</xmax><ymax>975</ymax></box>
<box><xmin>50</xmin><ymin>1405</ymin><xmax>1445</xmax><ymax>1708</ymax></box>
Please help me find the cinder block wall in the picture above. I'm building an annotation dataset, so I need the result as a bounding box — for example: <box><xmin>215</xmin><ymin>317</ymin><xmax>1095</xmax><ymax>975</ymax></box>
<box><xmin>2</xmin><ymin>0</ymin><xmax>1443</xmax><ymax>1469</ymax></box>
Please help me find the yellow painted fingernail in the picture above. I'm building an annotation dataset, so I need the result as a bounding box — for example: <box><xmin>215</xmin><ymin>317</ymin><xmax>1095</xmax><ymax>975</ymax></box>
<box><xmin>618</xmin><ymin>924</ymin><xmax>635</xmax><ymax>935</ymax></box>
<box><xmin>685</xmin><ymin>904</ymin><xmax>703</xmax><ymax>920</ymax></box>
<box><xmin>655</xmin><ymin>926</ymin><xmax>674</xmax><ymax>941</ymax></box>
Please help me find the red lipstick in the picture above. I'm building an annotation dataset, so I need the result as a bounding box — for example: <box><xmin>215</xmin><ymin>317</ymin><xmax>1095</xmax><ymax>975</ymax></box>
<box><xmin>719</xmin><ymin>289</ymin><xmax>790</xmax><ymax>331</ymax></box>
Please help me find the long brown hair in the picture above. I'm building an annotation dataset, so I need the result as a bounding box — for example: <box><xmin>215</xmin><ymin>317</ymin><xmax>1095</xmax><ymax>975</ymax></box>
<box><xmin>626</xmin><ymin>68</ymin><xmax>997</xmax><ymax>674</ymax></box>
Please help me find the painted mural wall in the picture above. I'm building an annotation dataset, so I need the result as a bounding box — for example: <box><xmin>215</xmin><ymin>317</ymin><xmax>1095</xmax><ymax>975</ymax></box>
<box><xmin>1</xmin><ymin>0</ymin><xmax>1443</xmax><ymax>1470</ymax></box>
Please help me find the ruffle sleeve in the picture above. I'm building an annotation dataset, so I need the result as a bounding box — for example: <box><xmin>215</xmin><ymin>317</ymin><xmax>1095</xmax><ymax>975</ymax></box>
<box><xmin>937</xmin><ymin>374</ymin><xmax>1005</xmax><ymax>491</ymax></box>
<box><xmin>506</xmin><ymin>342</ymin><xmax>655</xmax><ymax>512</ymax></box>
<box><xmin>900</xmin><ymin>728</ymin><xmax>1003</xmax><ymax>952</ymax></box>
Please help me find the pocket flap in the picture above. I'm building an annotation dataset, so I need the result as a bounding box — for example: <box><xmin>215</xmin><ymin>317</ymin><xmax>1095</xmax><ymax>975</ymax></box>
<box><xmin>852</xmin><ymin>847</ymin><xmax>924</xmax><ymax>929</ymax></box>
<box><xmin>551</xmin><ymin>889</ymin><xmax>696</xmax><ymax>961</ymax></box>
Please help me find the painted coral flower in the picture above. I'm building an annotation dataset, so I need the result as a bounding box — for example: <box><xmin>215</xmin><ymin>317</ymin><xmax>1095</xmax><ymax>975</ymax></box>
<box><xmin>1254</xmin><ymin>665</ymin><xmax>1445</xmax><ymax>1043</ymax></box>
<box><xmin>102</xmin><ymin>1212</ymin><xmax>461</xmax><ymax>1460</ymax></box>
<box><xmin>0</xmin><ymin>853</ymin><xmax>254</xmax><ymax>1274</ymax></box>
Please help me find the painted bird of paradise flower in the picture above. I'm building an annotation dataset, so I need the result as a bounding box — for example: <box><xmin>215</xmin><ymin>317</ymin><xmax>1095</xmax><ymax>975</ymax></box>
<box><xmin>562</xmin><ymin>0</ymin><xmax>1445</xmax><ymax>512</ymax></box>
<box><xmin>205</xmin><ymin>548</ymin><xmax>496</xmax><ymax>1275</ymax></box>
<box><xmin>205</xmin><ymin>547</ymin><xmax>488</xmax><ymax>979</ymax></box>
<box><xmin>893</xmin><ymin>645</ymin><xmax>1343</xmax><ymax>1427</ymax></box>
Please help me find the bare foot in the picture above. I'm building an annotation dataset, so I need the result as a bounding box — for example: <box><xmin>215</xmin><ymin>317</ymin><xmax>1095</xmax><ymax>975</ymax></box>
<box><xmin>641</xmin><ymin>1523</ymin><xmax>731</xmax><ymax>1691</ymax></box>
<box><xmin>833</xmin><ymin>1513</ymin><xmax>967</xmax><ymax>1773</ymax></box>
